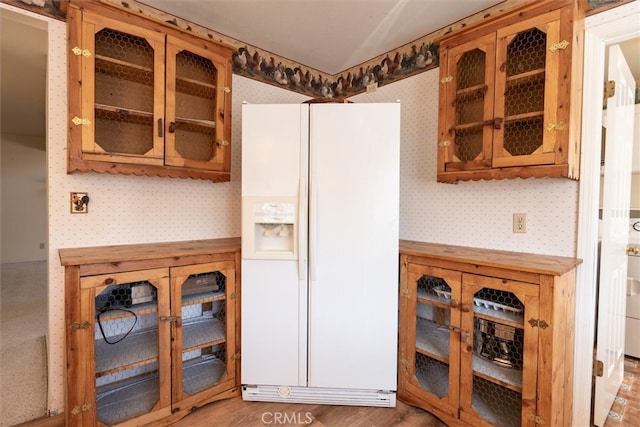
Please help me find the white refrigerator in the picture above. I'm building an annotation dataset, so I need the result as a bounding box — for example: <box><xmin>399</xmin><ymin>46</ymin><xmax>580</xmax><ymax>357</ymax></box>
<box><xmin>241</xmin><ymin>102</ymin><xmax>400</xmax><ymax>406</ymax></box>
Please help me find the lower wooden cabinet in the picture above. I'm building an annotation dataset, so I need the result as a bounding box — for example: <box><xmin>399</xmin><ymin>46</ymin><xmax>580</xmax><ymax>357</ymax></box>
<box><xmin>398</xmin><ymin>240</ymin><xmax>581</xmax><ymax>427</ymax></box>
<box><xmin>59</xmin><ymin>238</ymin><xmax>241</xmax><ymax>426</ymax></box>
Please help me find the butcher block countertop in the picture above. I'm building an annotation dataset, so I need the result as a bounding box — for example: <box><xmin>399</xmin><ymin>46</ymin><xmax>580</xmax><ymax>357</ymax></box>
<box><xmin>400</xmin><ymin>239</ymin><xmax>582</xmax><ymax>277</ymax></box>
<box><xmin>59</xmin><ymin>237</ymin><xmax>241</xmax><ymax>276</ymax></box>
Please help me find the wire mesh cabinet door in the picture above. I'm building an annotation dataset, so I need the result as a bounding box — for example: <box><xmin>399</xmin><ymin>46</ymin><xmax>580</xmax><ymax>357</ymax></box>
<box><xmin>74</xmin><ymin>10</ymin><xmax>166</xmax><ymax>165</ymax></box>
<box><xmin>164</xmin><ymin>35</ymin><xmax>232</xmax><ymax>173</ymax></box>
<box><xmin>398</xmin><ymin>261</ymin><xmax>463</xmax><ymax>420</ymax></box>
<box><xmin>169</xmin><ymin>260</ymin><xmax>237</xmax><ymax>409</ymax></box>
<box><xmin>438</xmin><ymin>33</ymin><xmax>496</xmax><ymax>175</ymax></box>
<box><xmin>458</xmin><ymin>273</ymin><xmax>540</xmax><ymax>427</ymax></box>
<box><xmin>83</xmin><ymin>268</ymin><xmax>171</xmax><ymax>426</ymax></box>
<box><xmin>491</xmin><ymin>10</ymin><xmax>563</xmax><ymax>169</ymax></box>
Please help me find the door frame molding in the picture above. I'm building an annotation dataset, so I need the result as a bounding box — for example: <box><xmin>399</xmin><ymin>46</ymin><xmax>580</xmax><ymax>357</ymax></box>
<box><xmin>575</xmin><ymin>2</ymin><xmax>640</xmax><ymax>425</ymax></box>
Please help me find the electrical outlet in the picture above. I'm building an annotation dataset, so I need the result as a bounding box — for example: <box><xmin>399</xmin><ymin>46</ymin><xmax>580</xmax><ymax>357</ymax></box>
<box><xmin>366</xmin><ymin>82</ymin><xmax>378</xmax><ymax>93</ymax></box>
<box><xmin>513</xmin><ymin>213</ymin><xmax>527</xmax><ymax>233</ymax></box>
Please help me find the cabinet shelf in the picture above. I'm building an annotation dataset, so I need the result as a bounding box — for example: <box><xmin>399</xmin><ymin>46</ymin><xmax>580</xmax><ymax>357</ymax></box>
<box><xmin>95</xmin><ymin>327</ymin><xmax>159</xmax><ymax>376</ymax></box>
<box><xmin>472</xmin><ymin>354</ymin><xmax>522</xmax><ymax>392</ymax></box>
<box><xmin>416</xmin><ymin>287</ymin><xmax>453</xmax><ymax>309</ymax></box>
<box><xmin>182</xmin><ymin>316</ymin><xmax>226</xmax><ymax>352</ymax></box>
<box><xmin>95</xmin><ymin>55</ymin><xmax>153</xmax><ymax>85</ymax></box>
<box><xmin>176</xmin><ymin>76</ymin><xmax>216</xmax><ymax>98</ymax></box>
<box><xmin>182</xmin><ymin>355</ymin><xmax>227</xmax><ymax>395</ymax></box>
<box><xmin>95</xmin><ymin>103</ymin><xmax>154</xmax><ymax>123</ymax></box>
<box><xmin>174</xmin><ymin>116</ymin><xmax>217</xmax><ymax>132</ymax></box>
<box><xmin>505</xmin><ymin>68</ymin><xmax>545</xmax><ymax>84</ymax></box>
<box><xmin>182</xmin><ymin>290</ymin><xmax>225</xmax><ymax>307</ymax></box>
<box><xmin>96</xmin><ymin>370</ymin><xmax>159</xmax><ymax>426</ymax></box>
<box><xmin>416</xmin><ymin>317</ymin><xmax>451</xmax><ymax>363</ymax></box>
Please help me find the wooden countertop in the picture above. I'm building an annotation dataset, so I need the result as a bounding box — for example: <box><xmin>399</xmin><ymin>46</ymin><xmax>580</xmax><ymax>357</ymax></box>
<box><xmin>59</xmin><ymin>237</ymin><xmax>241</xmax><ymax>266</ymax></box>
<box><xmin>400</xmin><ymin>239</ymin><xmax>582</xmax><ymax>276</ymax></box>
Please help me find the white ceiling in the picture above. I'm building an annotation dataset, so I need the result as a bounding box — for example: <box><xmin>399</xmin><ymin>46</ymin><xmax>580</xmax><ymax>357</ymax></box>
<box><xmin>1</xmin><ymin>1</ymin><xmax>640</xmax><ymax>141</ymax></box>
<box><xmin>139</xmin><ymin>0</ymin><xmax>505</xmax><ymax>75</ymax></box>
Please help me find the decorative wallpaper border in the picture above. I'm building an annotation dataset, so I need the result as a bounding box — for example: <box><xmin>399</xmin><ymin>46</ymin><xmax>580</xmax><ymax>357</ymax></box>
<box><xmin>3</xmin><ymin>0</ymin><xmax>634</xmax><ymax>99</ymax></box>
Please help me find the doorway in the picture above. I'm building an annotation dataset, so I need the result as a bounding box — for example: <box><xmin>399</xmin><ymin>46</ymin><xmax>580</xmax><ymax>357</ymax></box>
<box><xmin>576</xmin><ymin>2</ymin><xmax>640</xmax><ymax>426</ymax></box>
<box><xmin>0</xmin><ymin>4</ymin><xmax>49</xmax><ymax>426</ymax></box>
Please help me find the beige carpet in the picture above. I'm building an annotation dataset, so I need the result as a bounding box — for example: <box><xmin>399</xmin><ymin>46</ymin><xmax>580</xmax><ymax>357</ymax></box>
<box><xmin>0</xmin><ymin>336</ymin><xmax>48</xmax><ymax>426</ymax></box>
<box><xmin>1</xmin><ymin>261</ymin><xmax>48</xmax><ymax>426</ymax></box>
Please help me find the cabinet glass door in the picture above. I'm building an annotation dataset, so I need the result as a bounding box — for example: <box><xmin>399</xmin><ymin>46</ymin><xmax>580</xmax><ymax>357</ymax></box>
<box><xmin>88</xmin><ymin>268</ymin><xmax>170</xmax><ymax>426</ymax></box>
<box><xmin>492</xmin><ymin>12</ymin><xmax>561</xmax><ymax>168</ymax></box>
<box><xmin>459</xmin><ymin>274</ymin><xmax>539</xmax><ymax>427</ymax></box>
<box><xmin>170</xmin><ymin>261</ymin><xmax>236</xmax><ymax>403</ymax></box>
<box><xmin>403</xmin><ymin>264</ymin><xmax>462</xmax><ymax>417</ymax></box>
<box><xmin>80</xmin><ymin>12</ymin><xmax>165</xmax><ymax>164</ymax></box>
<box><xmin>165</xmin><ymin>36</ymin><xmax>230</xmax><ymax>172</ymax></box>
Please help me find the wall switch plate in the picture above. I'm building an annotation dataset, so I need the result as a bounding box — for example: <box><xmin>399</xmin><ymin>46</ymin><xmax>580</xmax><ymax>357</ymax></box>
<box><xmin>513</xmin><ymin>213</ymin><xmax>527</xmax><ymax>233</ymax></box>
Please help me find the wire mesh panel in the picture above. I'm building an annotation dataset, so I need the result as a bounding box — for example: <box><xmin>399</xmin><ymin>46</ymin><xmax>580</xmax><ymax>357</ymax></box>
<box><xmin>180</xmin><ymin>271</ymin><xmax>227</xmax><ymax>395</ymax></box>
<box><xmin>454</xmin><ymin>49</ymin><xmax>487</xmax><ymax>162</ymax></box>
<box><xmin>173</xmin><ymin>49</ymin><xmax>219</xmax><ymax>162</ymax></box>
<box><xmin>414</xmin><ymin>275</ymin><xmax>453</xmax><ymax>397</ymax></box>
<box><xmin>503</xmin><ymin>28</ymin><xmax>547</xmax><ymax>157</ymax></box>
<box><xmin>471</xmin><ymin>287</ymin><xmax>525</xmax><ymax>425</ymax></box>
<box><xmin>94</xmin><ymin>28</ymin><xmax>155</xmax><ymax>155</ymax></box>
<box><xmin>94</xmin><ymin>281</ymin><xmax>160</xmax><ymax>426</ymax></box>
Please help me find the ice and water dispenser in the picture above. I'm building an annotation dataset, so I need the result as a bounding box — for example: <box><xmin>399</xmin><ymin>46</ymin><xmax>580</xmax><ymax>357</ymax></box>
<box><xmin>242</xmin><ymin>198</ymin><xmax>297</xmax><ymax>259</ymax></box>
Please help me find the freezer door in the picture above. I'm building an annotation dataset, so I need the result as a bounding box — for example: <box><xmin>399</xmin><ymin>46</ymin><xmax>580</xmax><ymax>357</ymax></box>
<box><xmin>307</xmin><ymin>103</ymin><xmax>400</xmax><ymax>391</ymax></box>
<box><xmin>241</xmin><ymin>104</ymin><xmax>309</xmax><ymax>388</ymax></box>
<box><xmin>241</xmin><ymin>259</ymin><xmax>307</xmax><ymax>386</ymax></box>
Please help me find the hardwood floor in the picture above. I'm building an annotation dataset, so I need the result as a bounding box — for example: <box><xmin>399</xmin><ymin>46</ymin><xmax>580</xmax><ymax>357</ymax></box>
<box><xmin>15</xmin><ymin>398</ymin><xmax>446</xmax><ymax>427</ymax></box>
<box><xmin>172</xmin><ymin>398</ymin><xmax>447</xmax><ymax>427</ymax></box>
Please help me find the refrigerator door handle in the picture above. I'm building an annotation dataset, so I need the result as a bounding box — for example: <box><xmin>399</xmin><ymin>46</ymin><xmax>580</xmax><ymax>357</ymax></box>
<box><xmin>310</xmin><ymin>188</ymin><xmax>317</xmax><ymax>282</ymax></box>
<box><xmin>298</xmin><ymin>178</ymin><xmax>307</xmax><ymax>281</ymax></box>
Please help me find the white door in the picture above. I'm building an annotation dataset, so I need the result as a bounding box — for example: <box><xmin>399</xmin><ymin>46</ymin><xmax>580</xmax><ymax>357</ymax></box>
<box><xmin>307</xmin><ymin>103</ymin><xmax>400</xmax><ymax>390</ymax></box>
<box><xmin>593</xmin><ymin>45</ymin><xmax>635</xmax><ymax>427</ymax></box>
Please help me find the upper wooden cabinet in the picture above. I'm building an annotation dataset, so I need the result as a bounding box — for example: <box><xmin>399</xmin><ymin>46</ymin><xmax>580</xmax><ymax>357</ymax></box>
<box><xmin>436</xmin><ymin>1</ymin><xmax>584</xmax><ymax>183</ymax></box>
<box><xmin>67</xmin><ymin>1</ymin><xmax>233</xmax><ymax>182</ymax></box>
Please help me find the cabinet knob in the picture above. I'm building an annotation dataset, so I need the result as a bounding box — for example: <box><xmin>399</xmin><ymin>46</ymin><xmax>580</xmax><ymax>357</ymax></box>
<box><xmin>627</xmin><ymin>245</ymin><xmax>639</xmax><ymax>255</ymax></box>
<box><xmin>460</xmin><ymin>303</ymin><xmax>471</xmax><ymax>313</ymax></box>
<box><xmin>104</xmin><ymin>278</ymin><xmax>114</xmax><ymax>285</ymax></box>
<box><xmin>450</xmin><ymin>299</ymin><xmax>459</xmax><ymax>308</ymax></box>
<box><xmin>168</xmin><ymin>122</ymin><xmax>176</xmax><ymax>133</ymax></box>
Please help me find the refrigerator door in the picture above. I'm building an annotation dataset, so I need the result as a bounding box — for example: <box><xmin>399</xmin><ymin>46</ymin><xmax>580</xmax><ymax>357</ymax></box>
<box><xmin>307</xmin><ymin>103</ymin><xmax>400</xmax><ymax>391</ymax></box>
<box><xmin>241</xmin><ymin>104</ymin><xmax>309</xmax><ymax>387</ymax></box>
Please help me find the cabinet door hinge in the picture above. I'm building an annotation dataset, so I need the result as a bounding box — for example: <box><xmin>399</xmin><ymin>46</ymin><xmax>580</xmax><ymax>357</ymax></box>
<box><xmin>593</xmin><ymin>359</ymin><xmax>604</xmax><ymax>377</ymax></box>
<box><xmin>71</xmin><ymin>46</ymin><xmax>91</xmax><ymax>57</ymax></box>
<box><xmin>545</xmin><ymin>122</ymin><xmax>566</xmax><ymax>132</ymax></box>
<box><xmin>216</xmin><ymin>140</ymin><xmax>230</xmax><ymax>147</ymax></box>
<box><xmin>528</xmin><ymin>318</ymin><xmax>549</xmax><ymax>329</ymax></box>
<box><xmin>400</xmin><ymin>358</ymin><xmax>411</xmax><ymax>367</ymax></box>
<box><xmin>526</xmin><ymin>411</ymin><xmax>546</xmax><ymax>425</ymax></box>
<box><xmin>439</xmin><ymin>140</ymin><xmax>451</xmax><ymax>147</ymax></box>
<box><xmin>400</xmin><ymin>288</ymin><xmax>412</xmax><ymax>296</ymax></box>
<box><xmin>230</xmin><ymin>291</ymin><xmax>240</xmax><ymax>300</ymax></box>
<box><xmin>604</xmin><ymin>80</ymin><xmax>616</xmax><ymax>99</ymax></box>
<box><xmin>231</xmin><ymin>352</ymin><xmax>241</xmax><ymax>360</ymax></box>
<box><xmin>70</xmin><ymin>321</ymin><xmax>91</xmax><ymax>331</ymax></box>
<box><xmin>440</xmin><ymin>76</ymin><xmax>453</xmax><ymax>84</ymax></box>
<box><xmin>549</xmin><ymin>40</ymin><xmax>569</xmax><ymax>52</ymax></box>
<box><xmin>221</xmin><ymin>86</ymin><xmax>231</xmax><ymax>93</ymax></box>
<box><xmin>70</xmin><ymin>403</ymin><xmax>91</xmax><ymax>415</ymax></box>
<box><xmin>72</xmin><ymin>116</ymin><xmax>92</xmax><ymax>127</ymax></box>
